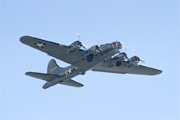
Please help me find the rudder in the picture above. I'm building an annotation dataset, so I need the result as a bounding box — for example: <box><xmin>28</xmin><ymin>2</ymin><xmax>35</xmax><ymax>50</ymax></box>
<box><xmin>47</xmin><ymin>59</ymin><xmax>66</xmax><ymax>74</ymax></box>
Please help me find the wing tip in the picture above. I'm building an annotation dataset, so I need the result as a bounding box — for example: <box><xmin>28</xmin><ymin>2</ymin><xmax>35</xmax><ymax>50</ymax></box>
<box><xmin>25</xmin><ymin>72</ymin><xmax>31</xmax><ymax>76</ymax></box>
<box><xmin>156</xmin><ymin>69</ymin><xmax>163</xmax><ymax>75</ymax></box>
<box><xmin>151</xmin><ymin>69</ymin><xmax>163</xmax><ymax>75</ymax></box>
<box><xmin>20</xmin><ymin>36</ymin><xmax>30</xmax><ymax>43</ymax></box>
<box><xmin>78</xmin><ymin>84</ymin><xmax>84</xmax><ymax>87</ymax></box>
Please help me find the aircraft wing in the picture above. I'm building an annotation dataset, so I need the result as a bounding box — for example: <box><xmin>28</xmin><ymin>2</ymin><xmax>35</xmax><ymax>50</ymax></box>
<box><xmin>20</xmin><ymin>36</ymin><xmax>86</xmax><ymax>67</ymax></box>
<box><xmin>92</xmin><ymin>61</ymin><xmax>162</xmax><ymax>75</ymax></box>
<box><xmin>60</xmin><ymin>79</ymin><xmax>84</xmax><ymax>87</ymax></box>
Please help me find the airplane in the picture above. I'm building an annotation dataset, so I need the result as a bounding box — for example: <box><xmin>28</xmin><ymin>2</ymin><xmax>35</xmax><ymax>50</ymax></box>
<box><xmin>20</xmin><ymin>36</ymin><xmax>162</xmax><ymax>89</ymax></box>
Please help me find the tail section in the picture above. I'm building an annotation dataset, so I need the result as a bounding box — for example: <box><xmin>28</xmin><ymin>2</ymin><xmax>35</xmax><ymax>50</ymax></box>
<box><xmin>25</xmin><ymin>59</ymin><xmax>84</xmax><ymax>89</ymax></box>
<box><xmin>47</xmin><ymin>59</ymin><xmax>66</xmax><ymax>74</ymax></box>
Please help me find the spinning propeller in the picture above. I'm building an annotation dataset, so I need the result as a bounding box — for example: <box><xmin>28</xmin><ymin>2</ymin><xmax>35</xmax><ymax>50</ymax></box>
<box><xmin>119</xmin><ymin>45</ymin><xmax>129</xmax><ymax>60</ymax></box>
<box><xmin>77</xmin><ymin>34</ymin><xmax>87</xmax><ymax>49</ymax></box>
<box><xmin>132</xmin><ymin>56</ymin><xmax>145</xmax><ymax>64</ymax></box>
<box><xmin>132</xmin><ymin>49</ymin><xmax>145</xmax><ymax>64</ymax></box>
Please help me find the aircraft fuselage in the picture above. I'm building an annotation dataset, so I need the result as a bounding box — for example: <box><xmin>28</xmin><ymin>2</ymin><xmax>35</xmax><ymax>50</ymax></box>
<box><xmin>43</xmin><ymin>42</ymin><xmax>122</xmax><ymax>89</ymax></box>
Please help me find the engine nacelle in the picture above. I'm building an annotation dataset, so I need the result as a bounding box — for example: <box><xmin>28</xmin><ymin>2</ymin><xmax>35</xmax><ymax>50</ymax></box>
<box><xmin>128</xmin><ymin>56</ymin><xmax>141</xmax><ymax>65</ymax></box>
<box><xmin>106</xmin><ymin>52</ymin><xmax>128</xmax><ymax>67</ymax></box>
<box><xmin>66</xmin><ymin>41</ymin><xmax>83</xmax><ymax>53</ymax></box>
<box><xmin>81</xmin><ymin>45</ymin><xmax>101</xmax><ymax>62</ymax></box>
<box><xmin>113</xmin><ymin>52</ymin><xmax>127</xmax><ymax>61</ymax></box>
<box><xmin>89</xmin><ymin>45</ymin><xmax>101</xmax><ymax>53</ymax></box>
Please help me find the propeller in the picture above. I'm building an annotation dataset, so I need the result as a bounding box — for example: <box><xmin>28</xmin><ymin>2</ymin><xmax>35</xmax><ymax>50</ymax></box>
<box><xmin>77</xmin><ymin>33</ymin><xmax>87</xmax><ymax>49</ymax></box>
<box><xmin>77</xmin><ymin>33</ymin><xmax>81</xmax><ymax>41</ymax></box>
<box><xmin>132</xmin><ymin>49</ymin><xmax>137</xmax><ymax>56</ymax></box>
<box><xmin>135</xmin><ymin>56</ymin><xmax>145</xmax><ymax>63</ymax></box>
<box><xmin>132</xmin><ymin>49</ymin><xmax>145</xmax><ymax>64</ymax></box>
<box><xmin>139</xmin><ymin>57</ymin><xmax>145</xmax><ymax>63</ymax></box>
<box><xmin>97</xmin><ymin>38</ymin><xmax>100</xmax><ymax>46</ymax></box>
<box><xmin>120</xmin><ymin>45</ymin><xmax>129</xmax><ymax>60</ymax></box>
<box><xmin>124</xmin><ymin>45</ymin><xmax>127</xmax><ymax>53</ymax></box>
<box><xmin>81</xmin><ymin>43</ymin><xmax>87</xmax><ymax>49</ymax></box>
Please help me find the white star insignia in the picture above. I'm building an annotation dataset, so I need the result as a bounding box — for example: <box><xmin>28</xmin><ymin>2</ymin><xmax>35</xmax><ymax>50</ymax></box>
<box><xmin>35</xmin><ymin>42</ymin><xmax>45</xmax><ymax>48</ymax></box>
<box><xmin>68</xmin><ymin>68</ymin><xmax>72</xmax><ymax>74</ymax></box>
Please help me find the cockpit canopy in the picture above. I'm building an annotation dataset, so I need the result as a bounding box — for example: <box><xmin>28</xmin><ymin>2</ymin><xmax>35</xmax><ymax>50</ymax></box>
<box><xmin>111</xmin><ymin>41</ymin><xmax>123</xmax><ymax>49</ymax></box>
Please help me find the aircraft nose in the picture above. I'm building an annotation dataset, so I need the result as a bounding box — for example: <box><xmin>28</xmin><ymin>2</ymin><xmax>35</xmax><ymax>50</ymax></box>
<box><xmin>112</xmin><ymin>41</ymin><xmax>123</xmax><ymax>49</ymax></box>
<box><xmin>115</xmin><ymin>41</ymin><xmax>123</xmax><ymax>49</ymax></box>
<box><xmin>119</xmin><ymin>42</ymin><xmax>123</xmax><ymax>49</ymax></box>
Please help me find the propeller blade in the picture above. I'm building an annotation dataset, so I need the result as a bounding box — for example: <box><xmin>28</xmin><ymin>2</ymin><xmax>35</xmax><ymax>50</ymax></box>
<box><xmin>121</xmin><ymin>45</ymin><xmax>129</xmax><ymax>60</ymax></box>
<box><xmin>77</xmin><ymin>33</ymin><xmax>81</xmax><ymax>40</ymax></box>
<box><xmin>132</xmin><ymin>49</ymin><xmax>137</xmax><ymax>56</ymax></box>
<box><xmin>81</xmin><ymin>44</ymin><xmax>87</xmax><ymax>49</ymax></box>
<box><xmin>126</xmin><ymin>55</ymin><xmax>129</xmax><ymax>60</ymax></box>
<box><xmin>76</xmin><ymin>34</ymin><xmax>87</xmax><ymax>49</ymax></box>
<box><xmin>140</xmin><ymin>58</ymin><xmax>145</xmax><ymax>63</ymax></box>
<box><xmin>132</xmin><ymin>49</ymin><xmax>145</xmax><ymax>63</ymax></box>
<box><xmin>97</xmin><ymin>38</ymin><xmax>100</xmax><ymax>46</ymax></box>
<box><xmin>124</xmin><ymin>45</ymin><xmax>127</xmax><ymax>53</ymax></box>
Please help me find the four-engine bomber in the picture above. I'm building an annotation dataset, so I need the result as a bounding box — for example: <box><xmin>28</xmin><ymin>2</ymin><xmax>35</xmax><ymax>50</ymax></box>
<box><xmin>20</xmin><ymin>36</ymin><xmax>162</xmax><ymax>89</ymax></box>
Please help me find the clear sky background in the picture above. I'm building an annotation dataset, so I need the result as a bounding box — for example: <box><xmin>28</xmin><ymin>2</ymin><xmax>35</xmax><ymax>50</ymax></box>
<box><xmin>0</xmin><ymin>0</ymin><xmax>179</xmax><ymax>120</ymax></box>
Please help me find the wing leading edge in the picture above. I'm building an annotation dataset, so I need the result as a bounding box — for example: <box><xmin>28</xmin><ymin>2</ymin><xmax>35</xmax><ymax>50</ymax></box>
<box><xmin>92</xmin><ymin>62</ymin><xmax>162</xmax><ymax>75</ymax></box>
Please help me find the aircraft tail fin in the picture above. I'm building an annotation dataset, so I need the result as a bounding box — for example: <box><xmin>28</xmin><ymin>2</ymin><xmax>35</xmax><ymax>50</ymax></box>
<box><xmin>47</xmin><ymin>59</ymin><xmax>66</xmax><ymax>74</ymax></box>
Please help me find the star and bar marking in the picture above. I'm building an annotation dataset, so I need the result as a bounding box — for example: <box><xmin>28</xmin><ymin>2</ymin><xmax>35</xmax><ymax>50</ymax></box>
<box><xmin>35</xmin><ymin>42</ymin><xmax>46</xmax><ymax>48</ymax></box>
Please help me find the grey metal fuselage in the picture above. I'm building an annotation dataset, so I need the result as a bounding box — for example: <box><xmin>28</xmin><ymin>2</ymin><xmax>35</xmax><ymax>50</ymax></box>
<box><xmin>43</xmin><ymin>42</ymin><xmax>122</xmax><ymax>88</ymax></box>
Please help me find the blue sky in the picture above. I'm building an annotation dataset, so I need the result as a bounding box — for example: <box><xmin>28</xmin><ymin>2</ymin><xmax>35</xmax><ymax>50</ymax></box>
<box><xmin>1</xmin><ymin>0</ymin><xmax>179</xmax><ymax>120</ymax></box>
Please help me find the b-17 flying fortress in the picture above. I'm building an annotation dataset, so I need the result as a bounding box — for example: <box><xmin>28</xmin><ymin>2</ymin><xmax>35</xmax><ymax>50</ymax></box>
<box><xmin>20</xmin><ymin>36</ymin><xmax>162</xmax><ymax>89</ymax></box>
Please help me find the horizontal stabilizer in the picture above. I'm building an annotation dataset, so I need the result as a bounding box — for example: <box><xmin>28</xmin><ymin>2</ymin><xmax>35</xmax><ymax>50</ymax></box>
<box><xmin>60</xmin><ymin>79</ymin><xmax>84</xmax><ymax>87</ymax></box>
<box><xmin>26</xmin><ymin>72</ymin><xmax>58</xmax><ymax>81</ymax></box>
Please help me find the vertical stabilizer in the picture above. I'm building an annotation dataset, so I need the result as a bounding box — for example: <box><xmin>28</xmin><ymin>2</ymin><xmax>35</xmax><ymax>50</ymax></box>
<box><xmin>47</xmin><ymin>59</ymin><xmax>66</xmax><ymax>74</ymax></box>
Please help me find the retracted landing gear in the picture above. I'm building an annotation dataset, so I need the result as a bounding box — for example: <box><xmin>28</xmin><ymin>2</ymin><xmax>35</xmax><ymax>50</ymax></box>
<box><xmin>116</xmin><ymin>61</ymin><xmax>121</xmax><ymax>66</ymax></box>
<box><xmin>87</xmin><ymin>54</ymin><xmax>93</xmax><ymax>62</ymax></box>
